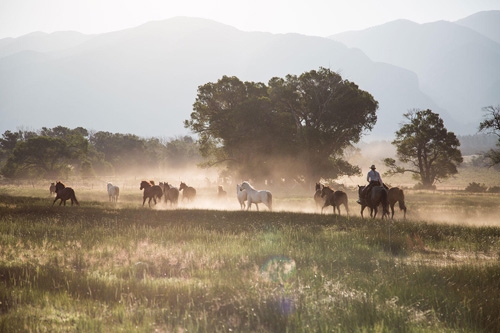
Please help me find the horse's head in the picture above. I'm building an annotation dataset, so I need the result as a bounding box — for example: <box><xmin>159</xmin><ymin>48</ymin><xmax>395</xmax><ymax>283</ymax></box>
<box><xmin>179</xmin><ymin>182</ymin><xmax>187</xmax><ymax>190</ymax></box>
<box><xmin>240</xmin><ymin>182</ymin><xmax>249</xmax><ymax>191</ymax></box>
<box><xmin>55</xmin><ymin>181</ymin><xmax>65</xmax><ymax>192</ymax></box>
<box><xmin>321</xmin><ymin>186</ymin><xmax>333</xmax><ymax>198</ymax></box>
<box><xmin>358</xmin><ymin>185</ymin><xmax>365</xmax><ymax>195</ymax></box>
<box><xmin>315</xmin><ymin>183</ymin><xmax>323</xmax><ymax>191</ymax></box>
<box><xmin>140</xmin><ymin>180</ymin><xmax>151</xmax><ymax>190</ymax></box>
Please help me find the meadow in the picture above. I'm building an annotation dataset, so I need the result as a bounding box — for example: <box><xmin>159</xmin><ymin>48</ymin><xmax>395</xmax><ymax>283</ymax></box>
<box><xmin>0</xmin><ymin>183</ymin><xmax>500</xmax><ymax>332</ymax></box>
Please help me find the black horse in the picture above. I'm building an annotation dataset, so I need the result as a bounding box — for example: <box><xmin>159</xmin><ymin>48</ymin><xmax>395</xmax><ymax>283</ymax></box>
<box><xmin>321</xmin><ymin>186</ymin><xmax>349</xmax><ymax>215</ymax></box>
<box><xmin>52</xmin><ymin>181</ymin><xmax>79</xmax><ymax>206</ymax></box>
<box><xmin>358</xmin><ymin>185</ymin><xmax>389</xmax><ymax>219</ymax></box>
<box><xmin>140</xmin><ymin>180</ymin><xmax>163</xmax><ymax>207</ymax></box>
<box><xmin>388</xmin><ymin>187</ymin><xmax>407</xmax><ymax>219</ymax></box>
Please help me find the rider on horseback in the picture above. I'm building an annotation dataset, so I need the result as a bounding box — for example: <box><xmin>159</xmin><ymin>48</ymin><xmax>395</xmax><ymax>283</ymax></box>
<box><xmin>357</xmin><ymin>164</ymin><xmax>385</xmax><ymax>204</ymax></box>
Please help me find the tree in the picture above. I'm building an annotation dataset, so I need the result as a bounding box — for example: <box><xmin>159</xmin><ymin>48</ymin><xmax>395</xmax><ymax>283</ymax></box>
<box><xmin>478</xmin><ymin>105</ymin><xmax>500</xmax><ymax>166</ymax></box>
<box><xmin>1</xmin><ymin>136</ymin><xmax>72</xmax><ymax>179</ymax></box>
<box><xmin>384</xmin><ymin>109</ymin><xmax>463</xmax><ymax>188</ymax></box>
<box><xmin>185</xmin><ymin>68</ymin><xmax>378</xmax><ymax>184</ymax></box>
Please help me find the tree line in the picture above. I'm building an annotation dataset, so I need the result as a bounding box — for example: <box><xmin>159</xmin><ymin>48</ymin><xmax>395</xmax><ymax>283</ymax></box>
<box><xmin>2</xmin><ymin>67</ymin><xmax>499</xmax><ymax>188</ymax></box>
<box><xmin>0</xmin><ymin>127</ymin><xmax>200</xmax><ymax>179</ymax></box>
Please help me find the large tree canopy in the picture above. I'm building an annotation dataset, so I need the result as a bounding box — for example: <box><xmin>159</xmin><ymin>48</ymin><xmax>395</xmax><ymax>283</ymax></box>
<box><xmin>384</xmin><ymin>109</ymin><xmax>463</xmax><ymax>188</ymax></box>
<box><xmin>478</xmin><ymin>105</ymin><xmax>500</xmax><ymax>166</ymax></box>
<box><xmin>185</xmin><ymin>67</ymin><xmax>379</xmax><ymax>183</ymax></box>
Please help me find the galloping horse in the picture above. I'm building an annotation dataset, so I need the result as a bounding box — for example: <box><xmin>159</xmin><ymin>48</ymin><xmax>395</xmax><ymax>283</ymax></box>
<box><xmin>107</xmin><ymin>182</ymin><xmax>120</xmax><ymax>202</ymax></box>
<box><xmin>314</xmin><ymin>183</ymin><xmax>324</xmax><ymax>210</ymax></box>
<box><xmin>320</xmin><ymin>186</ymin><xmax>349</xmax><ymax>215</ymax></box>
<box><xmin>163</xmin><ymin>182</ymin><xmax>179</xmax><ymax>207</ymax></box>
<box><xmin>239</xmin><ymin>181</ymin><xmax>272</xmax><ymax>211</ymax></box>
<box><xmin>388</xmin><ymin>187</ymin><xmax>407</xmax><ymax>219</ymax></box>
<box><xmin>52</xmin><ymin>181</ymin><xmax>80</xmax><ymax>206</ymax></box>
<box><xmin>218</xmin><ymin>185</ymin><xmax>227</xmax><ymax>199</ymax></box>
<box><xmin>358</xmin><ymin>185</ymin><xmax>389</xmax><ymax>219</ymax></box>
<box><xmin>236</xmin><ymin>184</ymin><xmax>247</xmax><ymax>210</ymax></box>
<box><xmin>140</xmin><ymin>180</ymin><xmax>163</xmax><ymax>207</ymax></box>
<box><xmin>179</xmin><ymin>182</ymin><xmax>196</xmax><ymax>202</ymax></box>
<box><xmin>49</xmin><ymin>182</ymin><xmax>56</xmax><ymax>196</ymax></box>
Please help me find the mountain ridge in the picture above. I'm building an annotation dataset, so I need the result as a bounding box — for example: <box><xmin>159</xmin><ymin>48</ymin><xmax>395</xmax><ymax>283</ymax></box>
<box><xmin>1</xmin><ymin>13</ymin><xmax>497</xmax><ymax>140</ymax></box>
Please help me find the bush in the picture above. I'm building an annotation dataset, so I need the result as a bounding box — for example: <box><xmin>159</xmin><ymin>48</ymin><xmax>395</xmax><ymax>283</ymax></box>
<box><xmin>487</xmin><ymin>186</ymin><xmax>500</xmax><ymax>193</ymax></box>
<box><xmin>465</xmin><ymin>182</ymin><xmax>487</xmax><ymax>193</ymax></box>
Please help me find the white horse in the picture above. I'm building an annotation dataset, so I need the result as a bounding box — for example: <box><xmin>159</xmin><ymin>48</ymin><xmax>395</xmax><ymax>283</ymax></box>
<box><xmin>107</xmin><ymin>182</ymin><xmax>120</xmax><ymax>202</ymax></box>
<box><xmin>239</xmin><ymin>181</ymin><xmax>272</xmax><ymax>211</ymax></box>
<box><xmin>236</xmin><ymin>184</ymin><xmax>247</xmax><ymax>210</ymax></box>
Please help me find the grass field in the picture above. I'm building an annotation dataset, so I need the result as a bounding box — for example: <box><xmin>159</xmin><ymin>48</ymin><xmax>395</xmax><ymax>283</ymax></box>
<box><xmin>1</xmin><ymin>183</ymin><xmax>500</xmax><ymax>332</ymax></box>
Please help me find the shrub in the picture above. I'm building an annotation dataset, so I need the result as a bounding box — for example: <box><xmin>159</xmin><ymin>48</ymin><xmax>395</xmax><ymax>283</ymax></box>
<box><xmin>465</xmin><ymin>182</ymin><xmax>487</xmax><ymax>193</ymax></box>
<box><xmin>487</xmin><ymin>186</ymin><xmax>500</xmax><ymax>193</ymax></box>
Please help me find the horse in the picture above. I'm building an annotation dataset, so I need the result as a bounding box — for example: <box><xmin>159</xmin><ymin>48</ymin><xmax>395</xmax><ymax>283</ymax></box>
<box><xmin>388</xmin><ymin>187</ymin><xmax>407</xmax><ymax>219</ymax></box>
<box><xmin>140</xmin><ymin>180</ymin><xmax>163</xmax><ymax>207</ymax></box>
<box><xmin>239</xmin><ymin>181</ymin><xmax>272</xmax><ymax>211</ymax></box>
<box><xmin>49</xmin><ymin>182</ymin><xmax>56</xmax><ymax>196</ymax></box>
<box><xmin>179</xmin><ymin>182</ymin><xmax>196</xmax><ymax>202</ymax></box>
<box><xmin>236</xmin><ymin>184</ymin><xmax>247</xmax><ymax>210</ymax></box>
<box><xmin>163</xmin><ymin>182</ymin><xmax>179</xmax><ymax>207</ymax></box>
<box><xmin>52</xmin><ymin>181</ymin><xmax>79</xmax><ymax>206</ymax></box>
<box><xmin>320</xmin><ymin>186</ymin><xmax>349</xmax><ymax>215</ymax></box>
<box><xmin>218</xmin><ymin>185</ymin><xmax>227</xmax><ymax>199</ymax></box>
<box><xmin>358</xmin><ymin>185</ymin><xmax>389</xmax><ymax>219</ymax></box>
<box><xmin>314</xmin><ymin>183</ymin><xmax>324</xmax><ymax>210</ymax></box>
<box><xmin>107</xmin><ymin>182</ymin><xmax>120</xmax><ymax>202</ymax></box>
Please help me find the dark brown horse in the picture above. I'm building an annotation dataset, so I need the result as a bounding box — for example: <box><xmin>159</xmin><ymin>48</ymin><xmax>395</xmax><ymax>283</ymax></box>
<box><xmin>52</xmin><ymin>181</ymin><xmax>79</xmax><ymax>206</ymax></box>
<box><xmin>140</xmin><ymin>180</ymin><xmax>163</xmax><ymax>207</ymax></box>
<box><xmin>321</xmin><ymin>186</ymin><xmax>349</xmax><ymax>215</ymax></box>
<box><xmin>358</xmin><ymin>185</ymin><xmax>389</xmax><ymax>219</ymax></box>
<box><xmin>314</xmin><ymin>183</ymin><xmax>324</xmax><ymax>210</ymax></box>
<box><xmin>388</xmin><ymin>187</ymin><xmax>407</xmax><ymax>219</ymax></box>
<box><xmin>179</xmin><ymin>182</ymin><xmax>196</xmax><ymax>202</ymax></box>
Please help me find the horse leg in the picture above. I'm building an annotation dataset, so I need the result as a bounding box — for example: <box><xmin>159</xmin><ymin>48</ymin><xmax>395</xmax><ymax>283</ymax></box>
<box><xmin>390</xmin><ymin>203</ymin><xmax>395</xmax><ymax>219</ymax></box>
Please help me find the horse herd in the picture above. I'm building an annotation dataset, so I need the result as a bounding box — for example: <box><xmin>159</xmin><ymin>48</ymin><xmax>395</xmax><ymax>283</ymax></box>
<box><xmin>48</xmin><ymin>180</ymin><xmax>406</xmax><ymax>219</ymax></box>
<box><xmin>314</xmin><ymin>183</ymin><xmax>407</xmax><ymax>219</ymax></box>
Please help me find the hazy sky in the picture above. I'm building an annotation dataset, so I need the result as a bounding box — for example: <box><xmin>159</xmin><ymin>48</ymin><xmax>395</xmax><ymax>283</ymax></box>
<box><xmin>1</xmin><ymin>0</ymin><xmax>499</xmax><ymax>39</ymax></box>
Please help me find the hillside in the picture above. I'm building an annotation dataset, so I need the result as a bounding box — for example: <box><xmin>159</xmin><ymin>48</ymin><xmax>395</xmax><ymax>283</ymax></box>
<box><xmin>1</xmin><ymin>15</ymin><xmax>497</xmax><ymax>141</ymax></box>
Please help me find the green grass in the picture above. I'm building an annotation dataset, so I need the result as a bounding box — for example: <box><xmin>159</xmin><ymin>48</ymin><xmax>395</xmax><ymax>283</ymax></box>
<box><xmin>0</xmin><ymin>190</ymin><xmax>499</xmax><ymax>332</ymax></box>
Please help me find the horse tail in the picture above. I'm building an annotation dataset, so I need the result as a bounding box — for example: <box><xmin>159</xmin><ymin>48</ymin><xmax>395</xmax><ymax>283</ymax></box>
<box><xmin>72</xmin><ymin>191</ymin><xmax>80</xmax><ymax>206</ymax></box>
<box><xmin>343</xmin><ymin>192</ymin><xmax>349</xmax><ymax>214</ymax></box>
<box><xmin>381</xmin><ymin>189</ymin><xmax>389</xmax><ymax>217</ymax></box>
<box><xmin>398</xmin><ymin>189</ymin><xmax>406</xmax><ymax>210</ymax></box>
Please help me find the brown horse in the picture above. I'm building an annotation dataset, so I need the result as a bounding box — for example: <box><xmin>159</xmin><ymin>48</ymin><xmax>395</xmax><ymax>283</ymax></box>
<box><xmin>388</xmin><ymin>187</ymin><xmax>407</xmax><ymax>219</ymax></box>
<box><xmin>314</xmin><ymin>183</ymin><xmax>324</xmax><ymax>210</ymax></box>
<box><xmin>52</xmin><ymin>181</ymin><xmax>79</xmax><ymax>206</ymax></box>
<box><xmin>321</xmin><ymin>186</ymin><xmax>349</xmax><ymax>215</ymax></box>
<box><xmin>163</xmin><ymin>182</ymin><xmax>179</xmax><ymax>207</ymax></box>
<box><xmin>140</xmin><ymin>180</ymin><xmax>163</xmax><ymax>207</ymax></box>
<box><xmin>179</xmin><ymin>182</ymin><xmax>196</xmax><ymax>202</ymax></box>
<box><xmin>49</xmin><ymin>182</ymin><xmax>56</xmax><ymax>196</ymax></box>
<box><xmin>218</xmin><ymin>185</ymin><xmax>227</xmax><ymax>199</ymax></box>
<box><xmin>358</xmin><ymin>185</ymin><xmax>389</xmax><ymax>219</ymax></box>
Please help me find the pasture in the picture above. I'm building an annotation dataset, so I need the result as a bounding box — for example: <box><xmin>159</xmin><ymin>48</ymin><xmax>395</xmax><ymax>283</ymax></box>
<box><xmin>0</xmin><ymin>183</ymin><xmax>500</xmax><ymax>332</ymax></box>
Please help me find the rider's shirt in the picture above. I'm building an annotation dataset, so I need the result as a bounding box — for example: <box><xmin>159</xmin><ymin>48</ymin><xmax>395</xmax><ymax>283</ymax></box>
<box><xmin>367</xmin><ymin>169</ymin><xmax>383</xmax><ymax>184</ymax></box>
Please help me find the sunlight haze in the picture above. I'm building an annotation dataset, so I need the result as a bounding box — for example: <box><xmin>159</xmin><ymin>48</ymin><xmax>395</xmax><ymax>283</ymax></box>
<box><xmin>1</xmin><ymin>0</ymin><xmax>499</xmax><ymax>39</ymax></box>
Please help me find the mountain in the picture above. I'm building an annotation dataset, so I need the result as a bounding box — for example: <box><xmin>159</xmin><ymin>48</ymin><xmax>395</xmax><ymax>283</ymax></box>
<box><xmin>0</xmin><ymin>16</ymin><xmax>489</xmax><ymax>140</ymax></box>
<box><xmin>455</xmin><ymin>10</ymin><xmax>500</xmax><ymax>44</ymax></box>
<box><xmin>330</xmin><ymin>11</ymin><xmax>500</xmax><ymax>133</ymax></box>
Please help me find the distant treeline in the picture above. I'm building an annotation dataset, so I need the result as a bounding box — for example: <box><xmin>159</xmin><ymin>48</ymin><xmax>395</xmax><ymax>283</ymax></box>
<box><xmin>0</xmin><ymin>126</ymin><xmax>201</xmax><ymax>179</ymax></box>
<box><xmin>457</xmin><ymin>134</ymin><xmax>498</xmax><ymax>155</ymax></box>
